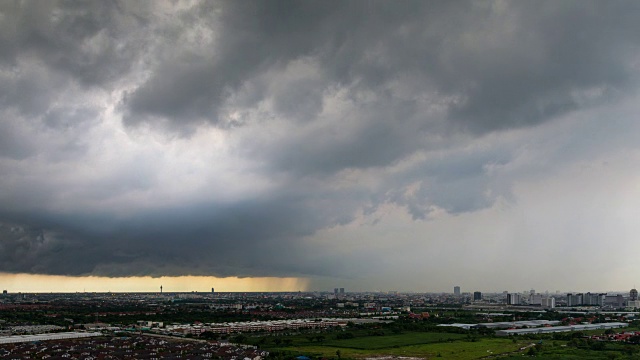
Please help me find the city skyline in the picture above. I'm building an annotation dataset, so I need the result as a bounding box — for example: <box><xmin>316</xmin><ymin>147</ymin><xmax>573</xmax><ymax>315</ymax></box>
<box><xmin>2</xmin><ymin>1</ymin><xmax>640</xmax><ymax>292</ymax></box>
<box><xmin>1</xmin><ymin>273</ymin><xmax>638</xmax><ymax>295</ymax></box>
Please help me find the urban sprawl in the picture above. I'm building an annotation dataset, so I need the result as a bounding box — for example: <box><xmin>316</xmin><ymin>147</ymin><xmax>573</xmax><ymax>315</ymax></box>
<box><xmin>2</xmin><ymin>287</ymin><xmax>640</xmax><ymax>358</ymax></box>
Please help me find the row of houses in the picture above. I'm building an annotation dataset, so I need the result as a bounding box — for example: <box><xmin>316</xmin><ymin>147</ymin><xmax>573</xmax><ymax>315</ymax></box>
<box><xmin>589</xmin><ymin>331</ymin><xmax>640</xmax><ymax>342</ymax></box>
<box><xmin>162</xmin><ymin>319</ymin><xmax>340</xmax><ymax>336</ymax></box>
<box><xmin>0</xmin><ymin>335</ymin><xmax>268</xmax><ymax>359</ymax></box>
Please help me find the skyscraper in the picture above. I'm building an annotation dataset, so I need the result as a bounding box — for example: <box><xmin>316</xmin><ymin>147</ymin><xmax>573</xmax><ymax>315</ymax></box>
<box><xmin>473</xmin><ymin>291</ymin><xmax>482</xmax><ymax>301</ymax></box>
<box><xmin>454</xmin><ymin>286</ymin><xmax>461</xmax><ymax>296</ymax></box>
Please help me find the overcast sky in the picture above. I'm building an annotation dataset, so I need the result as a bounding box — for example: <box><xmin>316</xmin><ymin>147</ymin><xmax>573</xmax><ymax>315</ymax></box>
<box><xmin>1</xmin><ymin>0</ymin><xmax>640</xmax><ymax>293</ymax></box>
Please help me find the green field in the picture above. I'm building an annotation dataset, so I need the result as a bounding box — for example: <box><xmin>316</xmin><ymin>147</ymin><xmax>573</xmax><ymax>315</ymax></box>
<box><xmin>278</xmin><ymin>338</ymin><xmax>533</xmax><ymax>359</ymax></box>
<box><xmin>272</xmin><ymin>337</ymin><xmax>533</xmax><ymax>359</ymax></box>
<box><xmin>322</xmin><ymin>332</ymin><xmax>468</xmax><ymax>349</ymax></box>
<box><xmin>258</xmin><ymin>326</ymin><xmax>640</xmax><ymax>359</ymax></box>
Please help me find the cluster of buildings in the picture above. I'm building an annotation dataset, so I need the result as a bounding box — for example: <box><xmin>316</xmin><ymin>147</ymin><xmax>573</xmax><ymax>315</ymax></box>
<box><xmin>458</xmin><ymin>286</ymin><xmax>640</xmax><ymax>310</ymax></box>
<box><xmin>159</xmin><ymin>319</ymin><xmax>341</xmax><ymax>336</ymax></box>
<box><xmin>0</xmin><ymin>335</ymin><xmax>267</xmax><ymax>360</ymax></box>
<box><xmin>2</xmin><ymin>325</ymin><xmax>64</xmax><ymax>336</ymax></box>
<box><xmin>566</xmin><ymin>289</ymin><xmax>640</xmax><ymax>309</ymax></box>
<box><xmin>327</xmin><ymin>287</ymin><xmax>346</xmax><ymax>300</ymax></box>
<box><xmin>458</xmin><ymin>287</ymin><xmax>557</xmax><ymax>308</ymax></box>
<box><xmin>589</xmin><ymin>330</ymin><xmax>640</xmax><ymax>342</ymax></box>
<box><xmin>505</xmin><ymin>292</ymin><xmax>556</xmax><ymax>308</ymax></box>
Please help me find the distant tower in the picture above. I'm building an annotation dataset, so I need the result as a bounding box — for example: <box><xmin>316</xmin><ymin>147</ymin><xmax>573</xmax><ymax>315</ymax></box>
<box><xmin>212</xmin><ymin>287</ymin><xmax>215</xmax><ymax>293</ymax></box>
<box><xmin>631</xmin><ymin>288</ymin><xmax>638</xmax><ymax>301</ymax></box>
<box><xmin>454</xmin><ymin>286</ymin><xmax>461</xmax><ymax>296</ymax></box>
<box><xmin>160</xmin><ymin>285</ymin><xmax>163</xmax><ymax>293</ymax></box>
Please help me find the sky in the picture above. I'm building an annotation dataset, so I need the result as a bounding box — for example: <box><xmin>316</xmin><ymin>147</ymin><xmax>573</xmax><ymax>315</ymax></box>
<box><xmin>1</xmin><ymin>0</ymin><xmax>640</xmax><ymax>293</ymax></box>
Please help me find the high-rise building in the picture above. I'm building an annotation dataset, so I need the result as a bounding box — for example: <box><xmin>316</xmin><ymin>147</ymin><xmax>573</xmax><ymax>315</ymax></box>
<box><xmin>334</xmin><ymin>288</ymin><xmax>339</xmax><ymax>295</ymax></box>
<box><xmin>567</xmin><ymin>293</ymin><xmax>582</xmax><ymax>306</ymax></box>
<box><xmin>507</xmin><ymin>293</ymin><xmax>521</xmax><ymax>305</ymax></box>
<box><xmin>453</xmin><ymin>286</ymin><xmax>461</xmax><ymax>296</ymax></box>
<box><xmin>628</xmin><ymin>289</ymin><xmax>640</xmax><ymax>309</ymax></box>
<box><xmin>541</xmin><ymin>297</ymin><xmax>555</xmax><ymax>308</ymax></box>
<box><xmin>568</xmin><ymin>292</ymin><xmax>605</xmax><ymax>306</ymax></box>
<box><xmin>584</xmin><ymin>292</ymin><xmax>606</xmax><ymax>306</ymax></box>
<box><xmin>473</xmin><ymin>291</ymin><xmax>482</xmax><ymax>301</ymax></box>
<box><xmin>529</xmin><ymin>293</ymin><xmax>543</xmax><ymax>305</ymax></box>
<box><xmin>604</xmin><ymin>294</ymin><xmax>625</xmax><ymax>308</ymax></box>
<box><xmin>339</xmin><ymin>288</ymin><xmax>345</xmax><ymax>294</ymax></box>
<box><xmin>211</xmin><ymin>288</ymin><xmax>215</xmax><ymax>293</ymax></box>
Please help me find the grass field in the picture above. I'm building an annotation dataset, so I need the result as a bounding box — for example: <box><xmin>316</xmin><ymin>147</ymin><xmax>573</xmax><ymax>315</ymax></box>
<box><xmin>274</xmin><ymin>337</ymin><xmax>533</xmax><ymax>359</ymax></box>
<box><xmin>260</xmin><ymin>326</ymin><xmax>640</xmax><ymax>359</ymax></box>
<box><xmin>322</xmin><ymin>332</ymin><xmax>468</xmax><ymax>349</ymax></box>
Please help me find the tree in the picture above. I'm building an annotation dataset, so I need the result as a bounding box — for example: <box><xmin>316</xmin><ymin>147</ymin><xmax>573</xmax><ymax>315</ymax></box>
<box><xmin>307</xmin><ymin>336</ymin><xmax>315</xmax><ymax>343</ymax></box>
<box><xmin>232</xmin><ymin>334</ymin><xmax>248</xmax><ymax>344</ymax></box>
<box><xmin>200</xmin><ymin>331</ymin><xmax>219</xmax><ymax>340</ymax></box>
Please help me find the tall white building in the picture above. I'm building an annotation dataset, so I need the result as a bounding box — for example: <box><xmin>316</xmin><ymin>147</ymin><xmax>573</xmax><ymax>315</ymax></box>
<box><xmin>567</xmin><ymin>293</ymin><xmax>583</xmax><ymax>306</ymax></box>
<box><xmin>507</xmin><ymin>293</ymin><xmax>521</xmax><ymax>305</ymax></box>
<box><xmin>529</xmin><ymin>294</ymin><xmax>543</xmax><ymax>305</ymax></box>
<box><xmin>584</xmin><ymin>292</ymin><xmax>606</xmax><ymax>306</ymax></box>
<box><xmin>541</xmin><ymin>297</ymin><xmax>555</xmax><ymax>308</ymax></box>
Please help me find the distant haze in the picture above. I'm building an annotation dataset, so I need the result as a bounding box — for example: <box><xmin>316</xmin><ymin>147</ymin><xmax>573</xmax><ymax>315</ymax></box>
<box><xmin>1</xmin><ymin>1</ymin><xmax>640</xmax><ymax>292</ymax></box>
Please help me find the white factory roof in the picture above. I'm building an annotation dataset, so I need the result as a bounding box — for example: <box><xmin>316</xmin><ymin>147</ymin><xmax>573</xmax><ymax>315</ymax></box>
<box><xmin>496</xmin><ymin>322</ymin><xmax>628</xmax><ymax>336</ymax></box>
<box><xmin>0</xmin><ymin>331</ymin><xmax>103</xmax><ymax>344</ymax></box>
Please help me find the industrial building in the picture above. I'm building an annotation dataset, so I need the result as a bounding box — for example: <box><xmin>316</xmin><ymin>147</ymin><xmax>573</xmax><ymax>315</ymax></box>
<box><xmin>0</xmin><ymin>332</ymin><xmax>102</xmax><ymax>345</ymax></box>
<box><xmin>496</xmin><ymin>322</ymin><xmax>628</xmax><ymax>336</ymax></box>
<box><xmin>439</xmin><ymin>320</ymin><xmax>560</xmax><ymax>330</ymax></box>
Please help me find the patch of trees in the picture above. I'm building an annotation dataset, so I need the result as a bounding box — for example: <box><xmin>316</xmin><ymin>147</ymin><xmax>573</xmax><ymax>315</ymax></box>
<box><xmin>335</xmin><ymin>332</ymin><xmax>355</xmax><ymax>340</ymax></box>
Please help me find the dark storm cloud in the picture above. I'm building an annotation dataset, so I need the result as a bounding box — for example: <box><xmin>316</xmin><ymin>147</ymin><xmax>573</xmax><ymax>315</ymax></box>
<box><xmin>122</xmin><ymin>0</ymin><xmax>340</xmax><ymax>126</ymax></box>
<box><xmin>124</xmin><ymin>1</ymin><xmax>640</xmax><ymax>132</ymax></box>
<box><xmin>0</xmin><ymin>1</ymin><xmax>147</xmax><ymax>86</ymax></box>
<box><xmin>0</xmin><ymin>184</ymin><xmax>359</xmax><ymax>277</ymax></box>
<box><xmin>1</xmin><ymin>1</ymin><xmax>640</xmax><ymax>280</ymax></box>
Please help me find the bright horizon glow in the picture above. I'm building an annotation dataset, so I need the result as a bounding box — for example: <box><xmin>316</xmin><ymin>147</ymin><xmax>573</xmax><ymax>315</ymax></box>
<box><xmin>0</xmin><ymin>273</ymin><xmax>310</xmax><ymax>293</ymax></box>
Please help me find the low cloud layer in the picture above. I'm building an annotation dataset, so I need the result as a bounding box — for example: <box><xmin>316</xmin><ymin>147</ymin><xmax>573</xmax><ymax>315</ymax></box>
<box><xmin>1</xmin><ymin>1</ymin><xmax>640</xmax><ymax>291</ymax></box>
